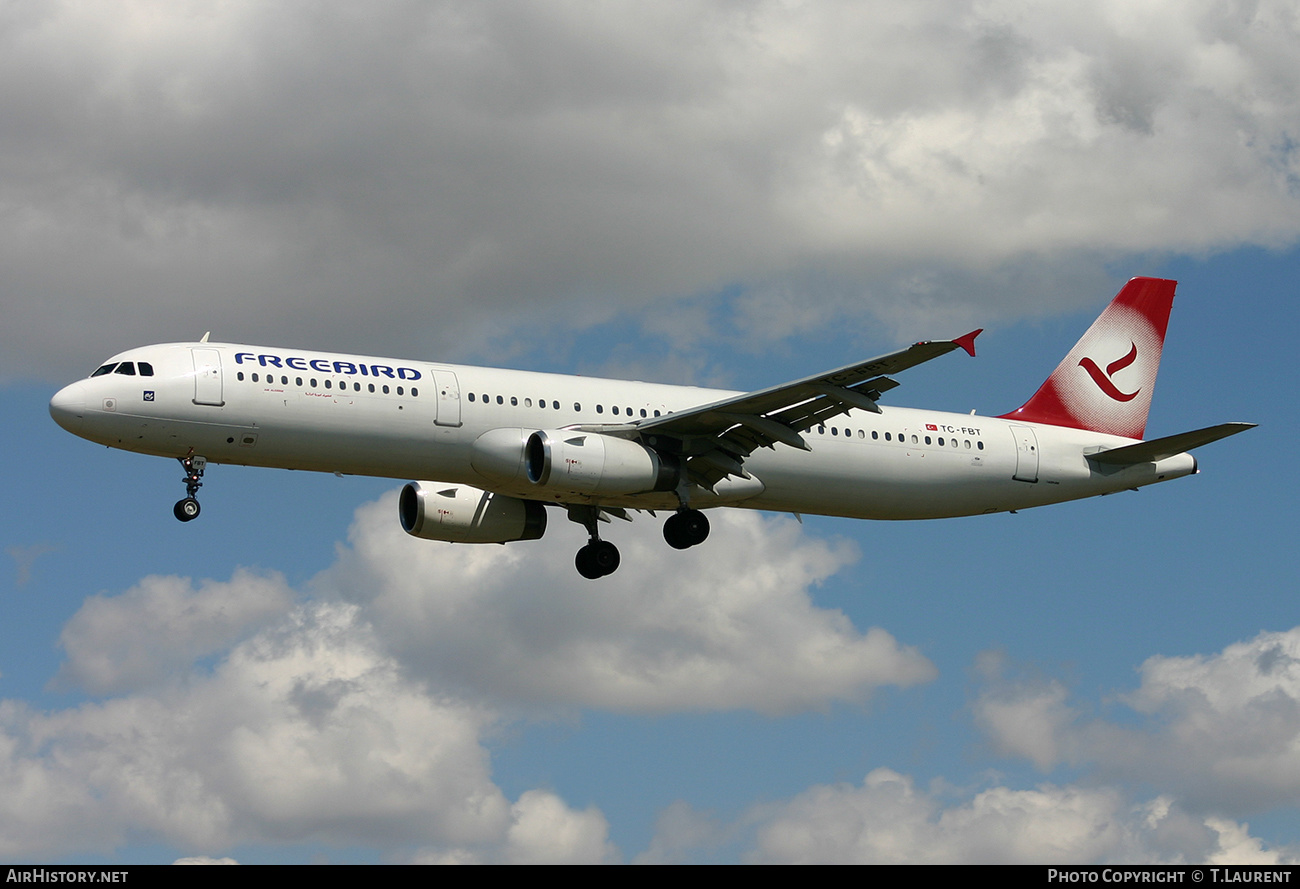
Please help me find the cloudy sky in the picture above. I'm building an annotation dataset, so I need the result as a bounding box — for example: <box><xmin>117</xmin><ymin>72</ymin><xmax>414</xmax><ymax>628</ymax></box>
<box><xmin>2</xmin><ymin>0</ymin><xmax>1298</xmax><ymax>863</ymax></box>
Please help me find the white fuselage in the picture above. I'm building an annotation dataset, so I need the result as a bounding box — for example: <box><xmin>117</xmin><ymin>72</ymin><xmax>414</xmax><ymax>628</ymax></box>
<box><xmin>48</xmin><ymin>341</ymin><xmax>1198</xmax><ymax>521</ymax></box>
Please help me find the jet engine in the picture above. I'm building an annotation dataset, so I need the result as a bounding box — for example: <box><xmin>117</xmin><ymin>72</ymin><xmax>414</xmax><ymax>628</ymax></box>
<box><xmin>524</xmin><ymin>429</ymin><xmax>678</xmax><ymax>496</ymax></box>
<box><xmin>399</xmin><ymin>482</ymin><xmax>547</xmax><ymax>543</ymax></box>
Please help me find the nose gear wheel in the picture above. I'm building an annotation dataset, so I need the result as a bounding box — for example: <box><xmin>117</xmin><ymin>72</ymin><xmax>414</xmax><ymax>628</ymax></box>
<box><xmin>174</xmin><ymin>454</ymin><xmax>207</xmax><ymax>523</ymax></box>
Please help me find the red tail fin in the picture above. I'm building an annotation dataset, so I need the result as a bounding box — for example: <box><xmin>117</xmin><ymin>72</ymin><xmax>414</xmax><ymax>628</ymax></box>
<box><xmin>998</xmin><ymin>277</ymin><xmax>1175</xmax><ymax>439</ymax></box>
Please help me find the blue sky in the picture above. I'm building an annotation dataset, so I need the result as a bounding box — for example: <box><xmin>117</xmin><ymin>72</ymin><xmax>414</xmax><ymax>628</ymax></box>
<box><xmin>1</xmin><ymin>2</ymin><xmax>1299</xmax><ymax>864</ymax></box>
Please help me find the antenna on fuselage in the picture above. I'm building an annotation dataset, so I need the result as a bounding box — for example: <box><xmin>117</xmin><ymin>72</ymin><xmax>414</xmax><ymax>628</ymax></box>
<box><xmin>199</xmin><ymin>332</ymin><xmax>211</xmax><ymax>343</ymax></box>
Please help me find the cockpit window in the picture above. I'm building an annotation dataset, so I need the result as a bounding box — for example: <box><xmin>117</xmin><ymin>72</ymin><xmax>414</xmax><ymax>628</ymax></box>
<box><xmin>91</xmin><ymin>363</ymin><xmax>117</xmax><ymax>377</ymax></box>
<box><xmin>113</xmin><ymin>362</ymin><xmax>136</xmax><ymax>376</ymax></box>
<box><xmin>138</xmin><ymin>362</ymin><xmax>154</xmax><ymax>376</ymax></box>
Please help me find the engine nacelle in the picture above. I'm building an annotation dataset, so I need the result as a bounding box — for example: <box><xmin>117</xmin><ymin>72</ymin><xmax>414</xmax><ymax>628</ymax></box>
<box><xmin>470</xmin><ymin>427</ymin><xmax>531</xmax><ymax>485</ymax></box>
<box><xmin>524</xmin><ymin>430</ymin><xmax>678</xmax><ymax>496</ymax></box>
<box><xmin>399</xmin><ymin>482</ymin><xmax>547</xmax><ymax>543</ymax></box>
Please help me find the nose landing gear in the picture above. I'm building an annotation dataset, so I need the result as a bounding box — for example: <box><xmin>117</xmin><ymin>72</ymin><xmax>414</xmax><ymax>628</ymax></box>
<box><xmin>173</xmin><ymin>454</ymin><xmax>207</xmax><ymax>522</ymax></box>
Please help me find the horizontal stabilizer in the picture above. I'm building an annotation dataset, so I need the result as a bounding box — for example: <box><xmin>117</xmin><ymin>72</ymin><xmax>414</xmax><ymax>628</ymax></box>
<box><xmin>1087</xmin><ymin>422</ymin><xmax>1256</xmax><ymax>465</ymax></box>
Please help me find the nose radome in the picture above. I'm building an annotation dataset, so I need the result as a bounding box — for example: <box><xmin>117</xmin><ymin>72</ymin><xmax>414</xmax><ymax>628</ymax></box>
<box><xmin>49</xmin><ymin>382</ymin><xmax>87</xmax><ymax>432</ymax></box>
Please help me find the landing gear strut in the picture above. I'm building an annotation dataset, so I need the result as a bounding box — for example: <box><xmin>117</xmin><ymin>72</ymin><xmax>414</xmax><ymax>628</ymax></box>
<box><xmin>663</xmin><ymin>508</ymin><xmax>709</xmax><ymax>550</ymax></box>
<box><xmin>569</xmin><ymin>505</ymin><xmax>621</xmax><ymax>580</ymax></box>
<box><xmin>173</xmin><ymin>454</ymin><xmax>207</xmax><ymax>523</ymax></box>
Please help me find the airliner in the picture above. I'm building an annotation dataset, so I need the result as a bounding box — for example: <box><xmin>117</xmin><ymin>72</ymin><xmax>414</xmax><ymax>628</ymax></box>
<box><xmin>49</xmin><ymin>277</ymin><xmax>1252</xmax><ymax>578</ymax></box>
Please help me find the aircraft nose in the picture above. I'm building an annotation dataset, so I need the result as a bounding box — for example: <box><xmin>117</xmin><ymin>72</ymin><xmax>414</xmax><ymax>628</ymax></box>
<box><xmin>49</xmin><ymin>382</ymin><xmax>87</xmax><ymax>432</ymax></box>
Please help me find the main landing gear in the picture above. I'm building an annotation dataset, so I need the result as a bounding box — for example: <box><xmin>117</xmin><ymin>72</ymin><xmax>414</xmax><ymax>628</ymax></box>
<box><xmin>576</xmin><ymin>539</ymin><xmax>621</xmax><ymax>580</ymax></box>
<box><xmin>663</xmin><ymin>508</ymin><xmax>710</xmax><ymax>550</ymax></box>
<box><xmin>173</xmin><ymin>454</ymin><xmax>207</xmax><ymax>523</ymax></box>
<box><xmin>567</xmin><ymin>505</ymin><xmax>712</xmax><ymax>579</ymax></box>
<box><xmin>569</xmin><ymin>506</ymin><xmax>621</xmax><ymax>580</ymax></box>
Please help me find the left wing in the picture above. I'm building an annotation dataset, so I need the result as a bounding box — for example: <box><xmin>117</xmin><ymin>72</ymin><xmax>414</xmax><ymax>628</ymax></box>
<box><xmin>578</xmin><ymin>330</ymin><xmax>981</xmax><ymax>490</ymax></box>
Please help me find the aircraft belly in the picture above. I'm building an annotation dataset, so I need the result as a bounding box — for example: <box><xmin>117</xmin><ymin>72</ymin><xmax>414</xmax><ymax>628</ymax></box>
<box><xmin>742</xmin><ymin>439</ymin><xmax>1019</xmax><ymax>520</ymax></box>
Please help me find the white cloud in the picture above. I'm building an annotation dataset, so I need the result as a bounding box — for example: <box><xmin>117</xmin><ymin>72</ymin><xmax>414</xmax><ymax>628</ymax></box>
<box><xmin>745</xmin><ymin>769</ymin><xmax>1299</xmax><ymax>864</ymax></box>
<box><xmin>975</xmin><ymin>627</ymin><xmax>1300</xmax><ymax>815</ymax></box>
<box><xmin>410</xmin><ymin>790</ymin><xmax>617</xmax><ymax>865</ymax></box>
<box><xmin>4</xmin><ymin>1</ymin><xmax>1298</xmax><ymax>379</ymax></box>
<box><xmin>0</xmin><ymin>601</ymin><xmax>511</xmax><ymax>858</ymax></box>
<box><xmin>319</xmin><ymin>493</ymin><xmax>936</xmax><ymax>714</ymax></box>
<box><xmin>972</xmin><ymin>650</ymin><xmax>1081</xmax><ymax>770</ymax></box>
<box><xmin>0</xmin><ymin>489</ymin><xmax>937</xmax><ymax>858</ymax></box>
<box><xmin>501</xmin><ymin>790</ymin><xmax>618</xmax><ymax>864</ymax></box>
<box><xmin>54</xmin><ymin>569</ymin><xmax>294</xmax><ymax>694</ymax></box>
<box><xmin>729</xmin><ymin>627</ymin><xmax>1300</xmax><ymax>863</ymax></box>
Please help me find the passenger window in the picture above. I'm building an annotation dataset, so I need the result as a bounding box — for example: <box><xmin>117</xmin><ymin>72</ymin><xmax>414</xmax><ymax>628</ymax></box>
<box><xmin>977</xmin><ymin>441</ymin><xmax>984</xmax><ymax>450</ymax></box>
<box><xmin>640</xmin><ymin>409</ymin><xmax>647</xmax><ymax>418</ymax></box>
<box><xmin>412</xmin><ymin>388</ymin><xmax>418</xmax><ymax>396</ymax></box>
<box><xmin>298</xmin><ymin>378</ymin><xmax>304</xmax><ymax>386</ymax></box>
<box><xmin>574</xmin><ymin>403</ymin><xmax>581</xmax><ymax>411</ymax></box>
<box><xmin>468</xmin><ymin>393</ymin><xmax>476</xmax><ymax>402</ymax></box>
<box><xmin>552</xmin><ymin>401</ymin><xmax>559</xmax><ymax>410</ymax></box>
<box><xmin>383</xmin><ymin>385</ymin><xmax>390</xmax><ymax>394</ymax></box>
<box><xmin>496</xmin><ymin>395</ymin><xmax>503</xmax><ymax>404</ymax></box>
<box><xmin>524</xmin><ymin>398</ymin><xmax>532</xmax><ymax>407</ymax></box>
<box><xmin>324</xmin><ymin>379</ymin><xmax>331</xmax><ymax>389</ymax></box>
<box><xmin>397</xmin><ymin>386</ymin><xmax>404</xmax><ymax>395</ymax></box>
<box><xmin>511</xmin><ymin>397</ymin><xmax>518</xmax><ymax>406</ymax></box>
<box><xmin>367</xmin><ymin>383</ymin><xmax>374</xmax><ymax>392</ymax></box>
<box><xmin>612</xmin><ymin>406</ymin><xmax>620</xmax><ymax>415</ymax></box>
<box><xmin>597</xmin><ymin>405</ymin><xmax>604</xmax><ymax>414</ymax></box>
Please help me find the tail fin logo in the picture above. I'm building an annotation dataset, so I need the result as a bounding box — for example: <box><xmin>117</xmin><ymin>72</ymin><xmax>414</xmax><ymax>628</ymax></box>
<box><xmin>997</xmin><ymin>277</ymin><xmax>1176</xmax><ymax>440</ymax></box>
<box><xmin>1078</xmin><ymin>342</ymin><xmax>1140</xmax><ymax>402</ymax></box>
